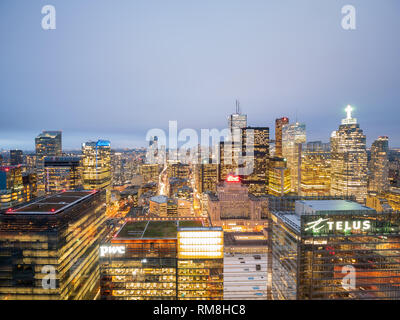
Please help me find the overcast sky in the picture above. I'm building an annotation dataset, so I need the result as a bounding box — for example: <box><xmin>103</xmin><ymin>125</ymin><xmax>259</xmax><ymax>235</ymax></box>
<box><xmin>1</xmin><ymin>0</ymin><xmax>399</xmax><ymax>150</ymax></box>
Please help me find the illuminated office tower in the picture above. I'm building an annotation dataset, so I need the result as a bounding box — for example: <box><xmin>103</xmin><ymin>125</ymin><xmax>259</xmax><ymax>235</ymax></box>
<box><xmin>44</xmin><ymin>156</ymin><xmax>82</xmax><ymax>194</ymax></box>
<box><xmin>177</xmin><ymin>227</ymin><xmax>224</xmax><ymax>300</ymax></box>
<box><xmin>218</xmin><ymin>141</ymin><xmax>236</xmax><ymax>181</ymax></box>
<box><xmin>384</xmin><ymin>188</ymin><xmax>400</xmax><ymax>211</ymax></box>
<box><xmin>0</xmin><ymin>190</ymin><xmax>107</xmax><ymax>300</ymax></box>
<box><xmin>195</xmin><ymin>160</ymin><xmax>218</xmax><ymax>194</ymax></box>
<box><xmin>228</xmin><ymin>100</ymin><xmax>247</xmax><ymax>137</ymax></box>
<box><xmin>35</xmin><ymin>131</ymin><xmax>62</xmax><ymax>194</ymax></box>
<box><xmin>275</xmin><ymin>117</ymin><xmax>289</xmax><ymax>157</ymax></box>
<box><xmin>282</xmin><ymin>122</ymin><xmax>306</xmax><ymax>194</ymax></box>
<box><xmin>24</xmin><ymin>154</ymin><xmax>36</xmax><ymax>174</ymax></box>
<box><xmin>0</xmin><ymin>166</ymin><xmax>24</xmax><ymax>209</ymax></box>
<box><xmin>240</xmin><ymin>127</ymin><xmax>269</xmax><ymax>195</ymax></box>
<box><xmin>22</xmin><ymin>172</ymin><xmax>37</xmax><ymax>202</ymax></box>
<box><xmin>300</xmin><ymin>141</ymin><xmax>331</xmax><ymax>196</ymax></box>
<box><xmin>267</xmin><ymin>157</ymin><xmax>291</xmax><ymax>197</ymax></box>
<box><xmin>330</xmin><ymin>106</ymin><xmax>368</xmax><ymax>203</ymax></box>
<box><xmin>270</xmin><ymin>200</ymin><xmax>400</xmax><ymax>300</ymax></box>
<box><xmin>220</xmin><ymin>101</ymin><xmax>248</xmax><ymax>181</ymax></box>
<box><xmin>99</xmin><ymin>220</ymin><xmax>223</xmax><ymax>300</ymax></box>
<box><xmin>10</xmin><ymin>150</ymin><xmax>23</xmax><ymax>166</ymax></box>
<box><xmin>140</xmin><ymin>164</ymin><xmax>159</xmax><ymax>184</ymax></box>
<box><xmin>82</xmin><ymin>140</ymin><xmax>111</xmax><ymax>190</ymax></box>
<box><xmin>369</xmin><ymin>136</ymin><xmax>389</xmax><ymax>193</ymax></box>
<box><xmin>167</xmin><ymin>163</ymin><xmax>190</xmax><ymax>180</ymax></box>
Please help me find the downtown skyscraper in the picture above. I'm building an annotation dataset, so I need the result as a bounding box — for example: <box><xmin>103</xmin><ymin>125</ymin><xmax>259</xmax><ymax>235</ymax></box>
<box><xmin>369</xmin><ymin>136</ymin><xmax>390</xmax><ymax>194</ymax></box>
<box><xmin>282</xmin><ymin>122</ymin><xmax>306</xmax><ymax>194</ymax></box>
<box><xmin>219</xmin><ymin>102</ymin><xmax>247</xmax><ymax>180</ymax></box>
<box><xmin>82</xmin><ymin>140</ymin><xmax>111</xmax><ymax>190</ymax></box>
<box><xmin>274</xmin><ymin>117</ymin><xmax>289</xmax><ymax>157</ymax></box>
<box><xmin>35</xmin><ymin>131</ymin><xmax>62</xmax><ymax>195</ymax></box>
<box><xmin>240</xmin><ymin>127</ymin><xmax>269</xmax><ymax>195</ymax></box>
<box><xmin>330</xmin><ymin>106</ymin><xmax>368</xmax><ymax>203</ymax></box>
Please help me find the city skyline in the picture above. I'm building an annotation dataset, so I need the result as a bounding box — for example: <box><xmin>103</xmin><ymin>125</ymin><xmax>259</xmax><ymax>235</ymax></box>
<box><xmin>1</xmin><ymin>0</ymin><xmax>400</xmax><ymax>149</ymax></box>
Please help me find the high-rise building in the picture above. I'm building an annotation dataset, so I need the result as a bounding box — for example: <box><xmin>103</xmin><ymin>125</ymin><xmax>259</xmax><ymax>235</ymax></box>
<box><xmin>10</xmin><ymin>150</ymin><xmax>23</xmax><ymax>166</ymax></box>
<box><xmin>270</xmin><ymin>199</ymin><xmax>400</xmax><ymax>300</ymax></box>
<box><xmin>0</xmin><ymin>166</ymin><xmax>24</xmax><ymax>209</ymax></box>
<box><xmin>35</xmin><ymin>131</ymin><xmax>62</xmax><ymax>194</ymax></box>
<box><xmin>267</xmin><ymin>157</ymin><xmax>291</xmax><ymax>197</ymax></box>
<box><xmin>275</xmin><ymin>117</ymin><xmax>289</xmax><ymax>158</ymax></box>
<box><xmin>241</xmin><ymin>127</ymin><xmax>269</xmax><ymax>196</ymax></box>
<box><xmin>0</xmin><ymin>190</ymin><xmax>107</xmax><ymax>300</ymax></box>
<box><xmin>177</xmin><ymin>227</ymin><xmax>224</xmax><ymax>300</ymax></box>
<box><xmin>369</xmin><ymin>136</ymin><xmax>389</xmax><ymax>193</ymax></box>
<box><xmin>140</xmin><ymin>164</ymin><xmax>159</xmax><ymax>184</ymax></box>
<box><xmin>282</xmin><ymin>122</ymin><xmax>306</xmax><ymax>194</ymax></box>
<box><xmin>219</xmin><ymin>102</ymin><xmax>248</xmax><ymax>181</ymax></box>
<box><xmin>330</xmin><ymin>106</ymin><xmax>368</xmax><ymax>203</ymax></box>
<box><xmin>300</xmin><ymin>141</ymin><xmax>331</xmax><ymax>196</ymax></box>
<box><xmin>82</xmin><ymin>140</ymin><xmax>111</xmax><ymax>190</ymax></box>
<box><xmin>194</xmin><ymin>159</ymin><xmax>218</xmax><ymax>194</ymax></box>
<box><xmin>44</xmin><ymin>156</ymin><xmax>82</xmax><ymax>194</ymax></box>
<box><xmin>99</xmin><ymin>220</ymin><xmax>223</xmax><ymax>300</ymax></box>
<box><xmin>167</xmin><ymin>163</ymin><xmax>190</xmax><ymax>180</ymax></box>
<box><xmin>228</xmin><ymin>100</ymin><xmax>247</xmax><ymax>137</ymax></box>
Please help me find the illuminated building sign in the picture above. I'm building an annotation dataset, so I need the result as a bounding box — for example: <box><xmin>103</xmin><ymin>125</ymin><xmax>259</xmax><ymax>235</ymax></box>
<box><xmin>96</xmin><ymin>140</ymin><xmax>111</xmax><ymax>147</ymax></box>
<box><xmin>226</xmin><ymin>175</ymin><xmax>240</xmax><ymax>183</ymax></box>
<box><xmin>304</xmin><ymin>218</ymin><xmax>371</xmax><ymax>233</ymax></box>
<box><xmin>177</xmin><ymin>230</ymin><xmax>224</xmax><ymax>259</ymax></box>
<box><xmin>100</xmin><ymin>245</ymin><xmax>125</xmax><ymax>257</ymax></box>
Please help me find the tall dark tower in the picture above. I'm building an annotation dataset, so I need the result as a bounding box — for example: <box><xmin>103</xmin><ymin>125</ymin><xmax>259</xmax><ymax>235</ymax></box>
<box><xmin>275</xmin><ymin>117</ymin><xmax>289</xmax><ymax>157</ymax></box>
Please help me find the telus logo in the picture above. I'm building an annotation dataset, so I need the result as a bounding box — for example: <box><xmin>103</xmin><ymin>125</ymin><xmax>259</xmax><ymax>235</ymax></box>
<box><xmin>100</xmin><ymin>245</ymin><xmax>126</xmax><ymax>257</ymax></box>
<box><xmin>305</xmin><ymin>219</ymin><xmax>371</xmax><ymax>233</ymax></box>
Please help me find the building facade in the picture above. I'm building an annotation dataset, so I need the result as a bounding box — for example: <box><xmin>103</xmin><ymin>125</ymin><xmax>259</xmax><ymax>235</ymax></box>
<box><xmin>99</xmin><ymin>220</ymin><xmax>223</xmax><ymax>300</ymax></box>
<box><xmin>369</xmin><ymin>136</ymin><xmax>389</xmax><ymax>194</ymax></box>
<box><xmin>35</xmin><ymin>131</ymin><xmax>62</xmax><ymax>194</ymax></box>
<box><xmin>44</xmin><ymin>156</ymin><xmax>82</xmax><ymax>194</ymax></box>
<box><xmin>207</xmin><ymin>175</ymin><xmax>268</xmax><ymax>231</ymax></box>
<box><xmin>82</xmin><ymin>140</ymin><xmax>111</xmax><ymax>190</ymax></box>
<box><xmin>275</xmin><ymin>117</ymin><xmax>289</xmax><ymax>158</ymax></box>
<box><xmin>240</xmin><ymin>127</ymin><xmax>269</xmax><ymax>196</ymax></box>
<box><xmin>300</xmin><ymin>141</ymin><xmax>331</xmax><ymax>196</ymax></box>
<box><xmin>330</xmin><ymin>107</ymin><xmax>368</xmax><ymax>203</ymax></box>
<box><xmin>0</xmin><ymin>190</ymin><xmax>107</xmax><ymax>300</ymax></box>
<box><xmin>282</xmin><ymin>122</ymin><xmax>306</xmax><ymax>194</ymax></box>
<box><xmin>270</xmin><ymin>199</ymin><xmax>400</xmax><ymax>300</ymax></box>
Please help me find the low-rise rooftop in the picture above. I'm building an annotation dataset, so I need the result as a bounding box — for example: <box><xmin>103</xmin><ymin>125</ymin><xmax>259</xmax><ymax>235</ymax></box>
<box><xmin>3</xmin><ymin>190</ymin><xmax>96</xmax><ymax>215</ymax></box>
<box><xmin>295</xmin><ymin>200</ymin><xmax>376</xmax><ymax>216</ymax></box>
<box><xmin>116</xmin><ymin>219</ymin><xmax>205</xmax><ymax>239</ymax></box>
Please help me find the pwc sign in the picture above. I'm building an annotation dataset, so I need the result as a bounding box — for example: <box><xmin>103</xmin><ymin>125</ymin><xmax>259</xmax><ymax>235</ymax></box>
<box><xmin>99</xmin><ymin>245</ymin><xmax>126</xmax><ymax>257</ymax></box>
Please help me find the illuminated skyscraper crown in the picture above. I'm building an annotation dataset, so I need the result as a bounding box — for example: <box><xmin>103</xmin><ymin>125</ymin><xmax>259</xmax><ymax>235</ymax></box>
<box><xmin>341</xmin><ymin>105</ymin><xmax>357</xmax><ymax>125</ymax></box>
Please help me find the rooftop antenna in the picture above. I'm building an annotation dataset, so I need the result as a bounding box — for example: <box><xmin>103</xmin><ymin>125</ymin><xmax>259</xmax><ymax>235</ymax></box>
<box><xmin>235</xmin><ymin>99</ymin><xmax>241</xmax><ymax>114</ymax></box>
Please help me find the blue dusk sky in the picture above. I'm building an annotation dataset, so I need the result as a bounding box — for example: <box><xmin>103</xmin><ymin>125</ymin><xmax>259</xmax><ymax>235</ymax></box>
<box><xmin>0</xmin><ymin>0</ymin><xmax>399</xmax><ymax>150</ymax></box>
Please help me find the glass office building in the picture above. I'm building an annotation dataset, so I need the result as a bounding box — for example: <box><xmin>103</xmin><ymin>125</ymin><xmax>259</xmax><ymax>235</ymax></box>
<box><xmin>99</xmin><ymin>220</ymin><xmax>223</xmax><ymax>300</ymax></box>
<box><xmin>82</xmin><ymin>140</ymin><xmax>111</xmax><ymax>190</ymax></box>
<box><xmin>177</xmin><ymin>227</ymin><xmax>224</xmax><ymax>300</ymax></box>
<box><xmin>270</xmin><ymin>199</ymin><xmax>400</xmax><ymax>300</ymax></box>
<box><xmin>44</xmin><ymin>156</ymin><xmax>82</xmax><ymax>194</ymax></box>
<box><xmin>35</xmin><ymin>131</ymin><xmax>62</xmax><ymax>194</ymax></box>
<box><xmin>0</xmin><ymin>190</ymin><xmax>107</xmax><ymax>300</ymax></box>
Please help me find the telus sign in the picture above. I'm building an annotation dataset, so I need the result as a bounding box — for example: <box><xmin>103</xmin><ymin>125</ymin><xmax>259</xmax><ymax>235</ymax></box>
<box><xmin>100</xmin><ymin>245</ymin><xmax>126</xmax><ymax>257</ymax></box>
<box><xmin>304</xmin><ymin>218</ymin><xmax>371</xmax><ymax>233</ymax></box>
